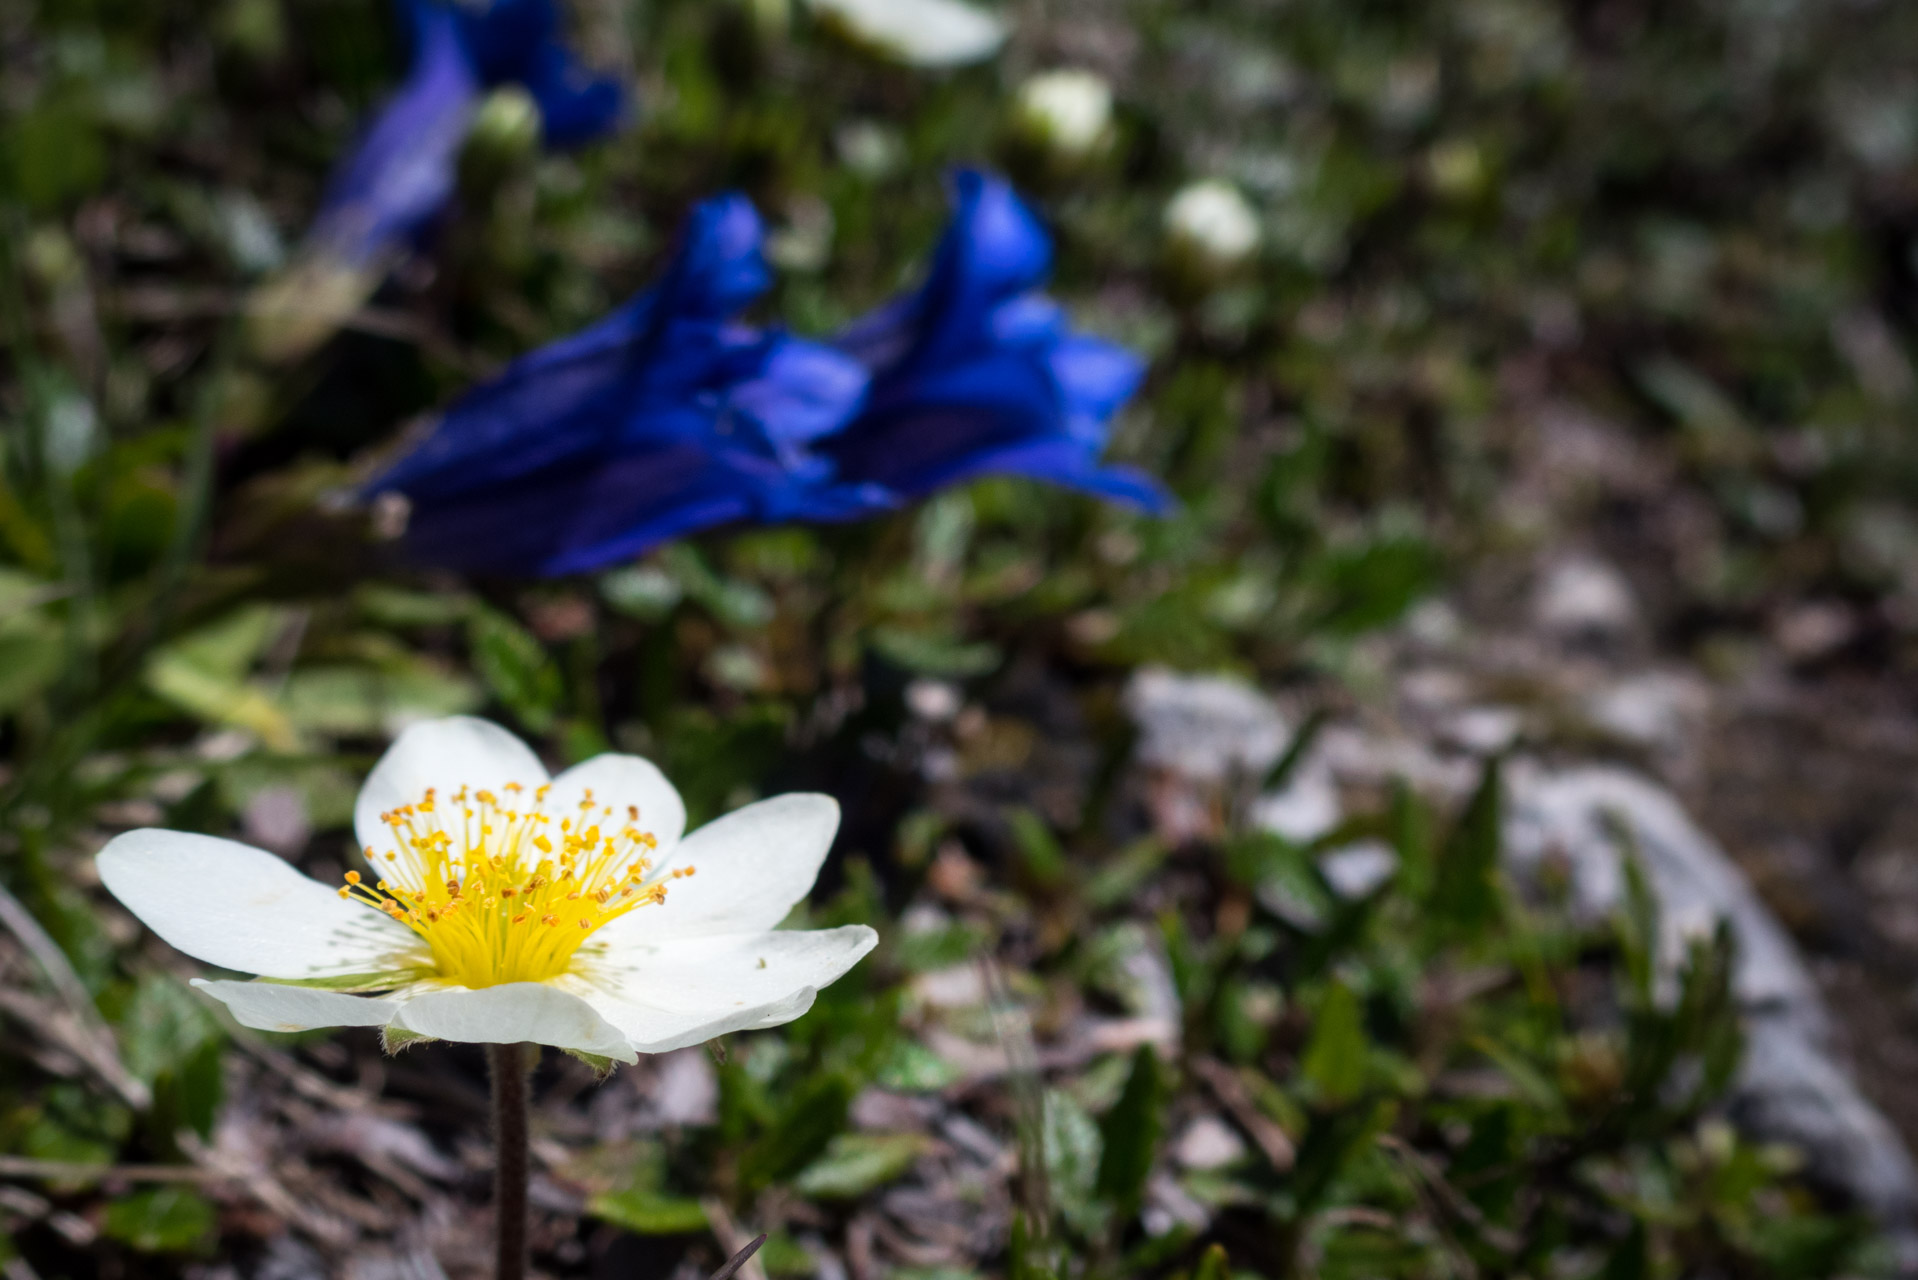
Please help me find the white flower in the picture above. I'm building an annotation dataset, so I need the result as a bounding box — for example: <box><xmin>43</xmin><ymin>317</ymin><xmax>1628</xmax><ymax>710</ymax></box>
<box><xmin>1164</xmin><ymin>180</ymin><xmax>1261</xmax><ymax>274</ymax></box>
<box><xmin>808</xmin><ymin>0</ymin><xmax>1007</xmax><ymax>68</ymax></box>
<box><xmin>1012</xmin><ymin>69</ymin><xmax>1114</xmax><ymax>160</ymax></box>
<box><xmin>97</xmin><ymin>717</ymin><xmax>877</xmax><ymax>1066</ymax></box>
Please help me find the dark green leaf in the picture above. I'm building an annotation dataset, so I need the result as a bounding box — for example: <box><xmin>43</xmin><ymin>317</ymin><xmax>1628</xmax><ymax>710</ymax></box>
<box><xmin>1095</xmin><ymin>1046</ymin><xmax>1166</xmax><ymax>1214</ymax></box>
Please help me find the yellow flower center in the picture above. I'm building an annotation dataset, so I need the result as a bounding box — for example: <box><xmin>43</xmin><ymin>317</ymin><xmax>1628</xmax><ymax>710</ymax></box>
<box><xmin>340</xmin><ymin>782</ymin><xmax>693</xmax><ymax>988</ymax></box>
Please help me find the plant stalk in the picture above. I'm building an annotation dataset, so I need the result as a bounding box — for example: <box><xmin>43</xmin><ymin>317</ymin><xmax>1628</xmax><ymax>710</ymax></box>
<box><xmin>488</xmin><ymin>1042</ymin><xmax>531</xmax><ymax>1280</ymax></box>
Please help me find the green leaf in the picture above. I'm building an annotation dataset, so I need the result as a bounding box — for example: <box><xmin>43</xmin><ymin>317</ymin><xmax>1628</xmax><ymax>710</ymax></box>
<box><xmin>381</xmin><ymin>1026</ymin><xmax>433</xmax><ymax>1054</ymax></box>
<box><xmin>467</xmin><ymin>606</ymin><xmax>562</xmax><ymax>733</ymax></box>
<box><xmin>354</xmin><ymin>585</ymin><xmax>475</xmax><ymax>627</ymax></box>
<box><xmin>277</xmin><ymin>663</ymin><xmax>482</xmax><ymax>737</ymax></box>
<box><xmin>561</xmin><ymin>1048</ymin><xmax>619</xmax><ymax>1079</ymax></box>
<box><xmin>1301</xmin><ymin>981</ymin><xmax>1367</xmax><ymax>1106</ymax></box>
<box><xmin>1427</xmin><ymin>759</ymin><xmax>1502</xmax><ymax>942</ymax></box>
<box><xmin>659</xmin><ymin>544</ymin><xmax>773</xmax><ymax>628</ymax></box>
<box><xmin>1008</xmin><ymin>807</ymin><xmax>1068</xmax><ymax>889</ymax></box>
<box><xmin>1041</xmin><ymin>1089</ymin><xmax>1104</xmax><ymax>1228</ymax></box>
<box><xmin>8</xmin><ymin>100</ymin><xmax>107</xmax><ymax>210</ymax></box>
<box><xmin>1095</xmin><ymin>1046</ymin><xmax>1166</xmax><ymax>1214</ymax></box>
<box><xmin>876</xmin><ymin>1039</ymin><xmax>964</xmax><ymax>1093</ymax></box>
<box><xmin>144</xmin><ymin>606</ymin><xmax>297</xmax><ymax>747</ymax></box>
<box><xmin>118</xmin><ymin>974</ymin><xmax>223</xmax><ymax>1085</ymax></box>
<box><xmin>0</xmin><ymin>616</ymin><xmax>64</xmax><ymax>714</ymax></box>
<box><xmin>1190</xmin><ymin>1243</ymin><xmax>1232</xmax><ymax>1280</ymax></box>
<box><xmin>167</xmin><ymin>605</ymin><xmax>285</xmax><ymax>680</ymax></box>
<box><xmin>599</xmin><ymin>565</ymin><xmax>684</xmax><ymax>619</ymax></box>
<box><xmin>738</xmin><ymin>1071</ymin><xmax>855</xmax><ymax>1192</ymax></box>
<box><xmin>585</xmin><ymin>1189</ymin><xmax>709</xmax><ymax>1235</ymax></box>
<box><xmin>794</xmin><ymin>1132</ymin><xmax>929</xmax><ymax>1199</ymax></box>
<box><xmin>869</xmin><ymin>625</ymin><xmax>1002</xmax><ymax>677</ymax></box>
<box><xmin>102</xmin><ymin>1187</ymin><xmax>216</xmax><ymax>1254</ymax></box>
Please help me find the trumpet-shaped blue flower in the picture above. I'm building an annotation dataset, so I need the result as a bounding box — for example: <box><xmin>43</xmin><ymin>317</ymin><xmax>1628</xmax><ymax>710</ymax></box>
<box><xmin>819</xmin><ymin>170</ymin><xmax>1168</xmax><ymax>513</ymax></box>
<box><xmin>310</xmin><ymin>0</ymin><xmax>626</xmax><ymax>271</ymax></box>
<box><xmin>370</xmin><ymin>196</ymin><xmax>886</xmax><ymax>577</ymax></box>
<box><xmin>250</xmin><ymin>0</ymin><xmax>626</xmax><ymax>361</ymax></box>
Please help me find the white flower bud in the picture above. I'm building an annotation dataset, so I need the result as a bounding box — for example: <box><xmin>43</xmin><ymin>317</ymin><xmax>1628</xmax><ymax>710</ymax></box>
<box><xmin>808</xmin><ymin>0</ymin><xmax>1006</xmax><ymax>68</ymax></box>
<box><xmin>1163</xmin><ymin>180</ymin><xmax>1260</xmax><ymax>276</ymax></box>
<box><xmin>1011</xmin><ymin>69</ymin><xmax>1113</xmax><ymax>161</ymax></box>
<box><xmin>467</xmin><ymin>85</ymin><xmax>542</xmax><ymax>158</ymax></box>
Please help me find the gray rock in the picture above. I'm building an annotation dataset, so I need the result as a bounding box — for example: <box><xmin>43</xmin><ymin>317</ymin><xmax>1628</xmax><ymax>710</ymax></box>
<box><xmin>1124</xmin><ymin>667</ymin><xmax>1288</xmax><ymax>783</ymax></box>
<box><xmin>1319</xmin><ymin>839</ymin><xmax>1398</xmax><ymax>899</ymax></box>
<box><xmin>1504</xmin><ymin>761</ymin><xmax>1918</xmax><ymax>1240</ymax></box>
<box><xmin>1532</xmin><ymin>554</ymin><xmax>1640</xmax><ymax>642</ymax></box>
<box><xmin>1737</xmin><ymin>1018</ymin><xmax>1918</xmax><ymax>1266</ymax></box>
<box><xmin>1582</xmin><ymin>670</ymin><xmax>1709</xmax><ymax>757</ymax></box>
<box><xmin>1503</xmin><ymin>762</ymin><xmax>1824</xmax><ymax>1031</ymax></box>
<box><xmin>1251</xmin><ymin>755</ymin><xmax>1341</xmax><ymax>842</ymax></box>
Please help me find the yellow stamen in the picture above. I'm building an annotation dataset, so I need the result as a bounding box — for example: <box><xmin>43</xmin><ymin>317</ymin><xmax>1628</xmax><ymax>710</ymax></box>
<box><xmin>338</xmin><ymin>782</ymin><xmax>672</xmax><ymax>987</ymax></box>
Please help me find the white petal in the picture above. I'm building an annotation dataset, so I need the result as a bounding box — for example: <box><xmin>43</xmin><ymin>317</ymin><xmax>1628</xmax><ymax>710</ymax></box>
<box><xmin>590</xmin><ymin>926</ymin><xmax>876</xmax><ymax>1011</ymax></box>
<box><xmin>98</xmin><ymin>830</ymin><xmax>423</xmax><ymax>979</ymax></box>
<box><xmin>606</xmin><ymin>794</ymin><xmax>840</xmax><ymax>943</ymax></box>
<box><xmin>564</xmin><ymin>978</ymin><xmax>820</xmax><ymax>1056</ymax></box>
<box><xmin>567</xmin><ymin>925</ymin><xmax>877</xmax><ymax>1054</ymax></box>
<box><xmin>353</xmin><ymin>716</ymin><xmax>549</xmax><ymax>855</ymax></box>
<box><xmin>194</xmin><ymin>979</ymin><xmax>400</xmax><ymax>1033</ymax></box>
<box><xmin>390</xmin><ymin>982</ymin><xmax>636</xmax><ymax>1063</ymax></box>
<box><xmin>543</xmin><ymin>753</ymin><xmax>687</xmax><ymax>855</ymax></box>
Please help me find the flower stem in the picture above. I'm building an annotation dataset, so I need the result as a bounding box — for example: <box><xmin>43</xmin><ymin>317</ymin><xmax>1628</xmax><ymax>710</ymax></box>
<box><xmin>488</xmin><ymin>1042</ymin><xmax>531</xmax><ymax>1280</ymax></box>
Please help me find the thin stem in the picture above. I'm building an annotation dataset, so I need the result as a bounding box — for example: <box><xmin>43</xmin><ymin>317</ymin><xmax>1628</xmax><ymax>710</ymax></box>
<box><xmin>488</xmin><ymin>1042</ymin><xmax>530</xmax><ymax>1280</ymax></box>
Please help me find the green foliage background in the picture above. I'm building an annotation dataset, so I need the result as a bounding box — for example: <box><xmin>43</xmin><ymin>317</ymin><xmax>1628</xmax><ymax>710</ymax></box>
<box><xmin>2</xmin><ymin>0</ymin><xmax>1915</xmax><ymax>1273</ymax></box>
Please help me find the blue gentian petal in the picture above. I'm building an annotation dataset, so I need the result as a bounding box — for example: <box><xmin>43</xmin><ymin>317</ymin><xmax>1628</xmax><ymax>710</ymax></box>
<box><xmin>306</xmin><ymin>0</ymin><xmax>627</xmax><ymax>273</ymax></box>
<box><xmin>372</xmin><ymin>195</ymin><xmax>876</xmax><ymax>576</ymax></box>
<box><xmin>512</xmin><ymin>33</ymin><xmax>628</xmax><ymax>145</ymax></box>
<box><xmin>821</xmin><ymin>169</ymin><xmax>1169</xmax><ymax>512</ymax></box>
<box><xmin>309</xmin><ymin>0</ymin><xmax>479</xmax><ymax>268</ymax></box>
<box><xmin>372</xmin><ymin>196</ymin><xmax>771</xmax><ymax>505</ymax></box>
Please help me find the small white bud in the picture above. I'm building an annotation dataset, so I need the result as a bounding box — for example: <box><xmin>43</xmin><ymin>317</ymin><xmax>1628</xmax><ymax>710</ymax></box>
<box><xmin>1011</xmin><ymin>69</ymin><xmax>1113</xmax><ymax>161</ymax></box>
<box><xmin>1164</xmin><ymin>180</ymin><xmax>1260</xmax><ymax>277</ymax></box>
<box><xmin>467</xmin><ymin>85</ymin><xmax>542</xmax><ymax>158</ymax></box>
<box><xmin>808</xmin><ymin>0</ymin><xmax>1006</xmax><ymax>68</ymax></box>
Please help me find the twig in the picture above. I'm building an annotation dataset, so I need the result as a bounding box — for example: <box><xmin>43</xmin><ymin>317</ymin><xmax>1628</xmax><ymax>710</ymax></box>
<box><xmin>0</xmin><ymin>883</ymin><xmax>150</xmax><ymax>1110</ymax></box>
<box><xmin>709</xmin><ymin>1234</ymin><xmax>768</xmax><ymax>1280</ymax></box>
<box><xmin>0</xmin><ymin>1156</ymin><xmax>215</xmax><ymax>1184</ymax></box>
<box><xmin>174</xmin><ymin>1130</ymin><xmax>354</xmax><ymax>1248</ymax></box>
<box><xmin>1189</xmin><ymin>1057</ymin><xmax>1296</xmax><ymax>1172</ymax></box>
<box><xmin>1378</xmin><ymin>1134</ymin><xmax>1520</xmax><ymax>1254</ymax></box>
<box><xmin>700</xmin><ymin>1198</ymin><xmax>770</xmax><ymax>1280</ymax></box>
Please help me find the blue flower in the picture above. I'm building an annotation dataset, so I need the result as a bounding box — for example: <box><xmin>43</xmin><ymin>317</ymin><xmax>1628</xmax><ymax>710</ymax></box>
<box><xmin>819</xmin><ymin>169</ymin><xmax>1168</xmax><ymax>513</ymax></box>
<box><xmin>309</xmin><ymin>0</ymin><xmax>626</xmax><ymax>271</ymax></box>
<box><xmin>252</xmin><ymin>0</ymin><xmax>627</xmax><ymax>361</ymax></box>
<box><xmin>371</xmin><ymin>196</ymin><xmax>885</xmax><ymax>577</ymax></box>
